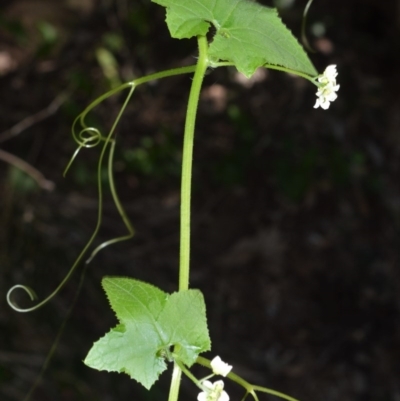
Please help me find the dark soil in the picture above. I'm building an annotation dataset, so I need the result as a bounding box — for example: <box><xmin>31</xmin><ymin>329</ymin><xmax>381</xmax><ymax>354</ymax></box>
<box><xmin>0</xmin><ymin>1</ymin><xmax>399</xmax><ymax>401</ymax></box>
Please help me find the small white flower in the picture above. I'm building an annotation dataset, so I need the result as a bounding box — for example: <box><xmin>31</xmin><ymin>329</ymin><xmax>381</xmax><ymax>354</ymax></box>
<box><xmin>197</xmin><ymin>380</ymin><xmax>229</xmax><ymax>401</ymax></box>
<box><xmin>314</xmin><ymin>64</ymin><xmax>340</xmax><ymax>110</ymax></box>
<box><xmin>210</xmin><ymin>356</ymin><xmax>232</xmax><ymax>377</ymax></box>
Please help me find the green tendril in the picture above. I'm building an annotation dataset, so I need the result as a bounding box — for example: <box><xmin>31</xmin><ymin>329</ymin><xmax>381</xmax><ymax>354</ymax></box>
<box><xmin>301</xmin><ymin>0</ymin><xmax>316</xmax><ymax>53</ymax></box>
<box><xmin>85</xmin><ymin>87</ymin><xmax>136</xmax><ymax>264</ymax></box>
<box><xmin>7</xmin><ymin>65</ymin><xmax>197</xmax><ymax>313</ymax></box>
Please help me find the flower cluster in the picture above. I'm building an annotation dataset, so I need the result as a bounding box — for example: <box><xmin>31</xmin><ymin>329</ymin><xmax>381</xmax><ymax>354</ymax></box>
<box><xmin>197</xmin><ymin>380</ymin><xmax>229</xmax><ymax>401</ymax></box>
<box><xmin>197</xmin><ymin>356</ymin><xmax>232</xmax><ymax>401</ymax></box>
<box><xmin>314</xmin><ymin>64</ymin><xmax>340</xmax><ymax>110</ymax></box>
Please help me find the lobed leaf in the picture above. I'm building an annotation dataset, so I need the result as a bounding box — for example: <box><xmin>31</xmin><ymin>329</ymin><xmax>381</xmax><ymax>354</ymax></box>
<box><xmin>84</xmin><ymin>277</ymin><xmax>210</xmax><ymax>389</ymax></box>
<box><xmin>151</xmin><ymin>0</ymin><xmax>317</xmax><ymax>78</ymax></box>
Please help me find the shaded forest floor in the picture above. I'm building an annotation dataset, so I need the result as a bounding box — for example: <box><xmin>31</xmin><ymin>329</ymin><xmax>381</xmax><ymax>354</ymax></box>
<box><xmin>0</xmin><ymin>1</ymin><xmax>400</xmax><ymax>400</ymax></box>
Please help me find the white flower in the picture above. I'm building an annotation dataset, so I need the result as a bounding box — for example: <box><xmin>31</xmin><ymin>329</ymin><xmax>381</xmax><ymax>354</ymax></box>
<box><xmin>197</xmin><ymin>380</ymin><xmax>229</xmax><ymax>401</ymax></box>
<box><xmin>314</xmin><ymin>64</ymin><xmax>340</xmax><ymax>110</ymax></box>
<box><xmin>210</xmin><ymin>356</ymin><xmax>232</xmax><ymax>377</ymax></box>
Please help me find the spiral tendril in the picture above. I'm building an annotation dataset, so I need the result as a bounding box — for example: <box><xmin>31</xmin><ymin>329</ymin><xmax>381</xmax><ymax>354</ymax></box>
<box><xmin>7</xmin><ymin>85</ymin><xmax>136</xmax><ymax>312</ymax></box>
<box><xmin>7</xmin><ymin>65</ymin><xmax>197</xmax><ymax>313</ymax></box>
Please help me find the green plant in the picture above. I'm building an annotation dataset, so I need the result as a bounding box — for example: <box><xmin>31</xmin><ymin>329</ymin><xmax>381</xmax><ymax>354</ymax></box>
<box><xmin>7</xmin><ymin>1</ymin><xmax>339</xmax><ymax>400</ymax></box>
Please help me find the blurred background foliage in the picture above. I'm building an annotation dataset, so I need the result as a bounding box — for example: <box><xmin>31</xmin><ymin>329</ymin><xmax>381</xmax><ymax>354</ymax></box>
<box><xmin>0</xmin><ymin>0</ymin><xmax>399</xmax><ymax>400</ymax></box>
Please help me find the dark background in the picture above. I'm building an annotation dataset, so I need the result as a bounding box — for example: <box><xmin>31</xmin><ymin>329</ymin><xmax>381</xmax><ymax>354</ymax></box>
<box><xmin>0</xmin><ymin>0</ymin><xmax>399</xmax><ymax>400</ymax></box>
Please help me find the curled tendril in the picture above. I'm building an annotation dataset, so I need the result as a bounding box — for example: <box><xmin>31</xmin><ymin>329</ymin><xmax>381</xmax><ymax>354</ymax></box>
<box><xmin>77</xmin><ymin>126</ymin><xmax>104</xmax><ymax>147</ymax></box>
<box><xmin>7</xmin><ymin>85</ymin><xmax>136</xmax><ymax>313</ymax></box>
<box><xmin>7</xmin><ymin>65</ymin><xmax>197</xmax><ymax>313</ymax></box>
<box><xmin>64</xmin><ymin>126</ymin><xmax>105</xmax><ymax>176</ymax></box>
<box><xmin>7</xmin><ymin>285</ymin><xmax>37</xmax><ymax>312</ymax></box>
<box><xmin>301</xmin><ymin>0</ymin><xmax>316</xmax><ymax>53</ymax></box>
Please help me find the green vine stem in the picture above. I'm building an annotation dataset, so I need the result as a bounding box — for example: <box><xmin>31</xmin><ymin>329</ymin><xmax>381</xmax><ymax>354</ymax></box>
<box><xmin>179</xmin><ymin>35</ymin><xmax>209</xmax><ymax>292</ymax></box>
<box><xmin>167</xmin><ymin>35</ymin><xmax>209</xmax><ymax>401</ymax></box>
<box><xmin>168</xmin><ymin>363</ymin><xmax>183</xmax><ymax>401</ymax></box>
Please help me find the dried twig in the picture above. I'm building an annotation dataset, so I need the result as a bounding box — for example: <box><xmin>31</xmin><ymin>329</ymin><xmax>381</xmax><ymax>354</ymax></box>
<box><xmin>0</xmin><ymin>149</ymin><xmax>54</xmax><ymax>191</ymax></box>
<box><xmin>0</xmin><ymin>91</ymin><xmax>69</xmax><ymax>144</ymax></box>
